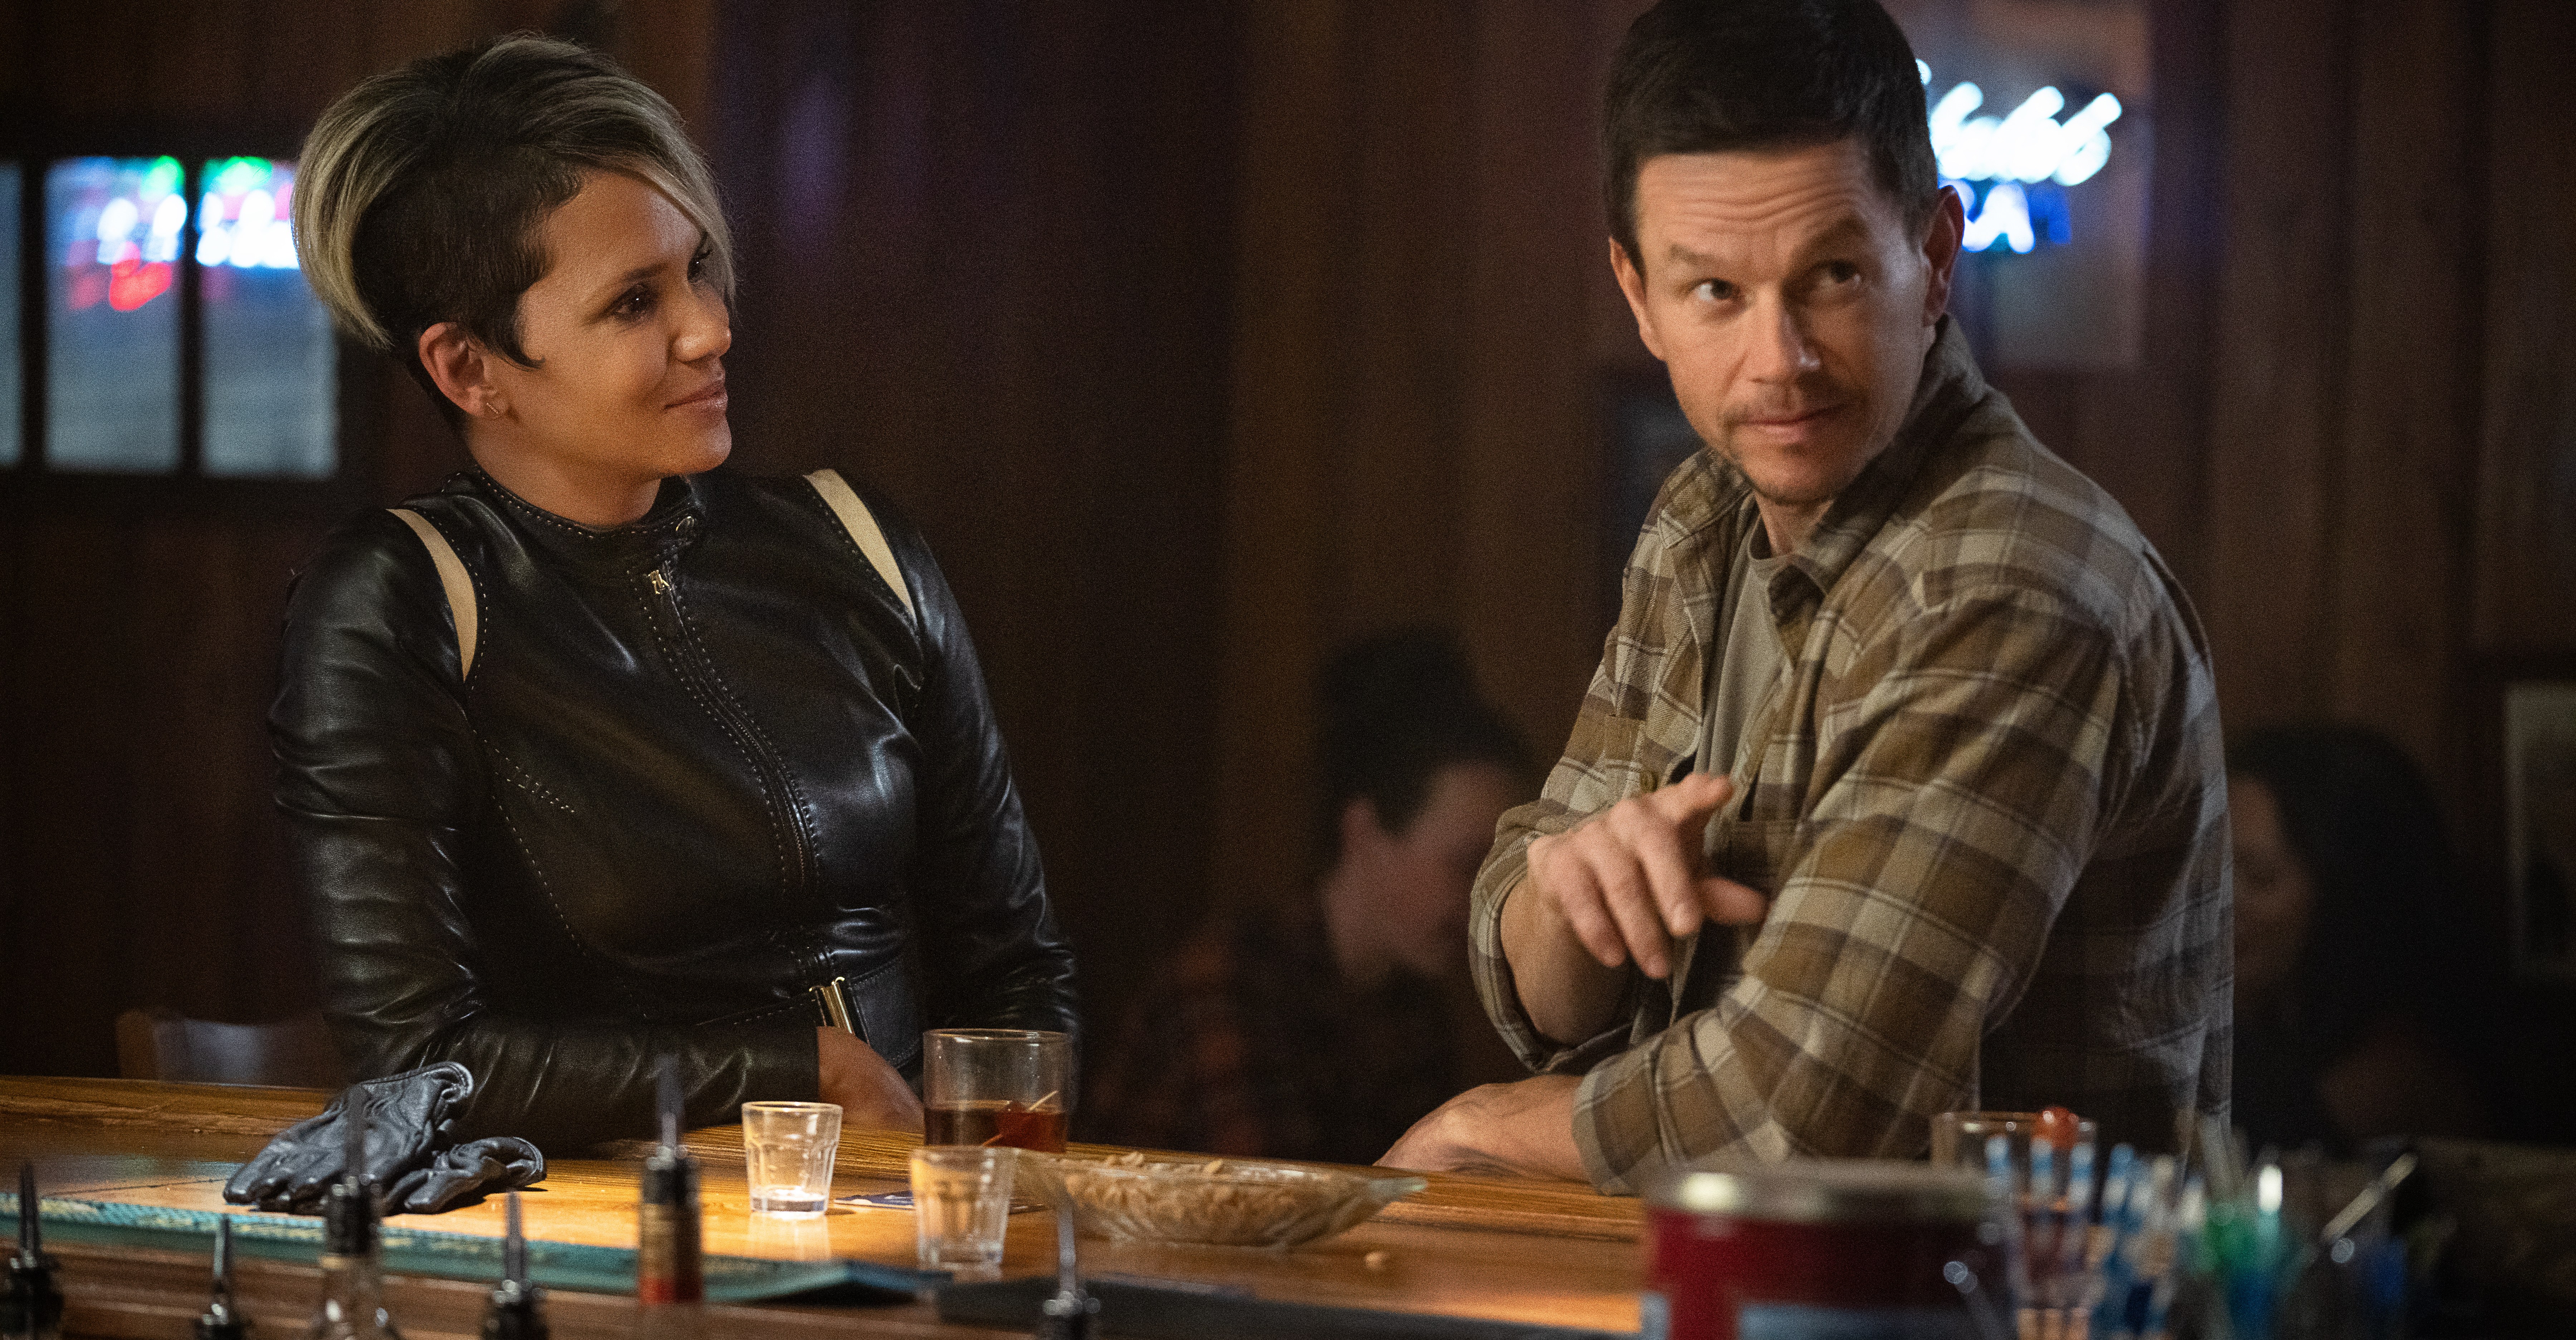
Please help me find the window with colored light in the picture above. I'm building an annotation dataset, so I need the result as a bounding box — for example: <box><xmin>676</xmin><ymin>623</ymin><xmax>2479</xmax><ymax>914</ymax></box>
<box><xmin>48</xmin><ymin>156</ymin><xmax>186</xmax><ymax>471</ymax></box>
<box><xmin>199</xmin><ymin>159</ymin><xmax>335</xmax><ymax>477</ymax></box>
<box><xmin>7</xmin><ymin>153</ymin><xmax>339</xmax><ymax>479</ymax></box>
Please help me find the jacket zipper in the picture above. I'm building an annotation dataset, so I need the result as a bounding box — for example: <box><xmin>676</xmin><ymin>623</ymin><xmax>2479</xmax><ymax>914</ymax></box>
<box><xmin>644</xmin><ymin>562</ymin><xmax>818</xmax><ymax>904</ymax></box>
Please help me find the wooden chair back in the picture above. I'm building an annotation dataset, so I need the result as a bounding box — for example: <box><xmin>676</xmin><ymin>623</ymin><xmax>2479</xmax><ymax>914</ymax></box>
<box><xmin>113</xmin><ymin>1008</ymin><xmax>347</xmax><ymax>1089</ymax></box>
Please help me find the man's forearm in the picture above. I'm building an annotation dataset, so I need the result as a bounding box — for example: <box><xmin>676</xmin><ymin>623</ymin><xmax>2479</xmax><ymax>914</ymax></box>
<box><xmin>1379</xmin><ymin>1074</ymin><xmax>1588</xmax><ymax>1181</ymax></box>
<box><xmin>1497</xmin><ymin>873</ymin><xmax>1634</xmax><ymax>1046</ymax></box>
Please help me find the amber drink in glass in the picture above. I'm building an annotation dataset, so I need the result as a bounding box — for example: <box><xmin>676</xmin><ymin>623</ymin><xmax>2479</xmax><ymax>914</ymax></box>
<box><xmin>922</xmin><ymin>1029</ymin><xmax>1072</xmax><ymax>1153</ymax></box>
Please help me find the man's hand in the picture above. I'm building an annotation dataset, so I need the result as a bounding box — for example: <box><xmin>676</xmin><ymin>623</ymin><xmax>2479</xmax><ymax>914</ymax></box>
<box><xmin>816</xmin><ymin>1027</ymin><xmax>924</xmax><ymax>1132</ymax></box>
<box><xmin>1376</xmin><ymin>1075</ymin><xmax>1587</xmax><ymax>1180</ymax></box>
<box><xmin>1524</xmin><ymin>772</ymin><xmax>1769</xmax><ymax>980</ymax></box>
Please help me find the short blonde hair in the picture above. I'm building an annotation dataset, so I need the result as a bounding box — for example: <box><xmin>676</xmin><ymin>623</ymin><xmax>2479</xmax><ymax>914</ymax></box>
<box><xmin>293</xmin><ymin>35</ymin><xmax>733</xmax><ymax>409</ymax></box>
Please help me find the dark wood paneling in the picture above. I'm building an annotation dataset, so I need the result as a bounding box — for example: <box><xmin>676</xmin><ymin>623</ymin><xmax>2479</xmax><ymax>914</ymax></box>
<box><xmin>0</xmin><ymin>0</ymin><xmax>31</xmax><ymax>108</ymax></box>
<box><xmin>708</xmin><ymin>0</ymin><xmax>1239</xmax><ymax>1039</ymax></box>
<box><xmin>0</xmin><ymin>513</ymin><xmax>324</xmax><ymax>1072</ymax></box>
<box><xmin>2329</xmin><ymin>0</ymin><xmax>2483</xmax><ymax>804</ymax></box>
<box><xmin>1336</xmin><ymin>0</ymin><xmax>1473</xmax><ymax>632</ymax></box>
<box><xmin>4</xmin><ymin>519</ymin><xmax>134</xmax><ymax>1075</ymax></box>
<box><xmin>2474</xmin><ymin>0</ymin><xmax>2576</xmax><ymax>654</ymax></box>
<box><xmin>1216</xmin><ymin>0</ymin><xmax>1358</xmax><ymax>919</ymax></box>
<box><xmin>2071</xmin><ymin>0</ymin><xmax>2224</xmax><ymax>606</ymax></box>
<box><xmin>2202</xmin><ymin>0</ymin><xmax>2354</xmax><ymax>734</ymax></box>
<box><xmin>164</xmin><ymin>0</ymin><xmax>258</xmax><ymax>121</ymax></box>
<box><xmin>1457</xmin><ymin>0</ymin><xmax>1626</xmax><ymax>764</ymax></box>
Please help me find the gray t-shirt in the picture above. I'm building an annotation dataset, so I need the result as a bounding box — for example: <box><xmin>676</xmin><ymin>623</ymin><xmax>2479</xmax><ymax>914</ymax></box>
<box><xmin>1701</xmin><ymin>520</ymin><xmax>1788</xmax><ymax>783</ymax></box>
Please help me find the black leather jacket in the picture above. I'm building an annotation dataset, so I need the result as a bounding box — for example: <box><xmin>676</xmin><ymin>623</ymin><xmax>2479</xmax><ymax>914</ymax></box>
<box><xmin>272</xmin><ymin>467</ymin><xmax>1078</xmax><ymax>1145</ymax></box>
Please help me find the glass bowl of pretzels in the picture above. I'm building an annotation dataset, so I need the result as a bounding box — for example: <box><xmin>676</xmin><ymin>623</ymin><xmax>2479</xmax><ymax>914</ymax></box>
<box><xmin>1011</xmin><ymin>1149</ymin><xmax>1426</xmax><ymax>1248</ymax></box>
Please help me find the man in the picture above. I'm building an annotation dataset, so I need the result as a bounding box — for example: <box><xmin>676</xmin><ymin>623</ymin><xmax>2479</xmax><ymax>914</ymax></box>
<box><xmin>1380</xmin><ymin>0</ymin><xmax>2229</xmax><ymax>1192</ymax></box>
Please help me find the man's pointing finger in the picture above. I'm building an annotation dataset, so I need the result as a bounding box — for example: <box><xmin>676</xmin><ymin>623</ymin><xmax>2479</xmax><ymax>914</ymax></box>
<box><xmin>1645</xmin><ymin>771</ymin><xmax>1735</xmax><ymax>827</ymax></box>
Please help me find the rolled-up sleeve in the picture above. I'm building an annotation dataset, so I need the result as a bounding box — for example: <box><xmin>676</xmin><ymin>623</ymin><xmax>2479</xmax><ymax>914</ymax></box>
<box><xmin>1571</xmin><ymin>584</ymin><xmax>2128</xmax><ymax>1192</ymax></box>
<box><xmin>1469</xmin><ymin>522</ymin><xmax>1706</xmax><ymax>1077</ymax></box>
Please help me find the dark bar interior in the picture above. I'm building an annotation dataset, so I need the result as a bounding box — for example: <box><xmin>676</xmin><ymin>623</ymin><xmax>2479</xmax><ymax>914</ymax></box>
<box><xmin>3</xmin><ymin>0</ymin><xmax>2573</xmax><ymax>1334</ymax></box>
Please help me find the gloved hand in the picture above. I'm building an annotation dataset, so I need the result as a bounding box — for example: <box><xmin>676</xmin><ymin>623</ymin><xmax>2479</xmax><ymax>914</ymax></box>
<box><xmin>222</xmin><ymin>1062</ymin><xmax>543</xmax><ymax>1214</ymax></box>
<box><xmin>387</xmin><ymin>1135</ymin><xmax>545</xmax><ymax>1214</ymax></box>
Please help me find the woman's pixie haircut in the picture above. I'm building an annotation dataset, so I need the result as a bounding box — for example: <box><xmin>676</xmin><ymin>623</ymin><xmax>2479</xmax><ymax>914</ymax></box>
<box><xmin>293</xmin><ymin>34</ymin><xmax>734</xmax><ymax>421</ymax></box>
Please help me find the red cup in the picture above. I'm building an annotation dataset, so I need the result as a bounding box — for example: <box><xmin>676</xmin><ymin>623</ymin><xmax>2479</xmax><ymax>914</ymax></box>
<box><xmin>1644</xmin><ymin>1161</ymin><xmax>2002</xmax><ymax>1340</ymax></box>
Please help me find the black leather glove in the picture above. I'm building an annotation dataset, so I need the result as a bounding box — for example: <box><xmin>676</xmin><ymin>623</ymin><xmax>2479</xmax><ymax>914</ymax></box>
<box><xmin>385</xmin><ymin>1136</ymin><xmax>546</xmax><ymax>1214</ymax></box>
<box><xmin>222</xmin><ymin>1062</ymin><xmax>542</xmax><ymax>1214</ymax></box>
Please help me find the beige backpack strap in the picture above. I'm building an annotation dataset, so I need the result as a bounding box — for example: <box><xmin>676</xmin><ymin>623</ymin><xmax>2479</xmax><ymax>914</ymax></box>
<box><xmin>804</xmin><ymin>468</ymin><xmax>914</xmax><ymax>621</ymax></box>
<box><xmin>389</xmin><ymin>508</ymin><xmax>480</xmax><ymax>680</ymax></box>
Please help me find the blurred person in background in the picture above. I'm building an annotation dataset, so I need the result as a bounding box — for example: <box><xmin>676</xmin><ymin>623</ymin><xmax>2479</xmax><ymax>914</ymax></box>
<box><xmin>2229</xmin><ymin>724</ymin><xmax>2492</xmax><ymax>1154</ymax></box>
<box><xmin>1083</xmin><ymin>629</ymin><xmax>1531</xmax><ymax>1163</ymax></box>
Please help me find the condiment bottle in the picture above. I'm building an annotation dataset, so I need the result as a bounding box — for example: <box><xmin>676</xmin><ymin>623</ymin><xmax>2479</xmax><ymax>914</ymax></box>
<box><xmin>308</xmin><ymin>1095</ymin><xmax>400</xmax><ymax>1339</ymax></box>
<box><xmin>635</xmin><ymin>1061</ymin><xmax>703</xmax><ymax>1338</ymax></box>
<box><xmin>480</xmin><ymin>1192</ymin><xmax>545</xmax><ymax>1340</ymax></box>
<box><xmin>4</xmin><ymin>1162</ymin><xmax>65</xmax><ymax>1340</ymax></box>
<box><xmin>195</xmin><ymin>1214</ymin><xmax>248</xmax><ymax>1340</ymax></box>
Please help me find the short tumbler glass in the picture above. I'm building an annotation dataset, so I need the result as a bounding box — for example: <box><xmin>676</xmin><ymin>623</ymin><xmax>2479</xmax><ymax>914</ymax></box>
<box><xmin>1929</xmin><ymin>1111</ymin><xmax>2099</xmax><ymax>1192</ymax></box>
<box><xmin>741</xmin><ymin>1101</ymin><xmax>841</xmax><ymax>1217</ymax></box>
<box><xmin>922</xmin><ymin>1028</ymin><xmax>1073</xmax><ymax>1152</ymax></box>
<box><xmin>1931</xmin><ymin>1109</ymin><xmax>2101</xmax><ymax>1320</ymax></box>
<box><xmin>910</xmin><ymin>1145</ymin><xmax>1015</xmax><ymax>1270</ymax></box>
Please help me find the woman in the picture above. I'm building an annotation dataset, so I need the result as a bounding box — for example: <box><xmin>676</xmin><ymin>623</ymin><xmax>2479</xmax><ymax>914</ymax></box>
<box><xmin>275</xmin><ymin>35</ymin><xmax>1076</xmax><ymax>1144</ymax></box>
<box><xmin>2229</xmin><ymin>724</ymin><xmax>2489</xmax><ymax>1154</ymax></box>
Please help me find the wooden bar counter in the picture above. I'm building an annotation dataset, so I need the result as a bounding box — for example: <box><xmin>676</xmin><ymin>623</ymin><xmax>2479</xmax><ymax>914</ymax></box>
<box><xmin>1</xmin><ymin>1077</ymin><xmax>1644</xmax><ymax>1338</ymax></box>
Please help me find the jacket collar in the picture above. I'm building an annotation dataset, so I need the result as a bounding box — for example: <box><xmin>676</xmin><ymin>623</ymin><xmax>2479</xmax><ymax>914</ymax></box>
<box><xmin>455</xmin><ymin>468</ymin><xmax>709</xmax><ymax>576</ymax></box>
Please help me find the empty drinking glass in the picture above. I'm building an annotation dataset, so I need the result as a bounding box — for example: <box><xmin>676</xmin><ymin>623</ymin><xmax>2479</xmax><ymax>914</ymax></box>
<box><xmin>741</xmin><ymin>1101</ymin><xmax>841</xmax><ymax>1217</ymax></box>
<box><xmin>910</xmin><ymin>1145</ymin><xmax>1014</xmax><ymax>1270</ymax></box>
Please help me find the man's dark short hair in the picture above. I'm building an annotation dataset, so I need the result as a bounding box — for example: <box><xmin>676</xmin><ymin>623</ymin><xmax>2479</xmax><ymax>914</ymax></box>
<box><xmin>1605</xmin><ymin>0</ymin><xmax>1938</xmax><ymax>266</ymax></box>
<box><xmin>1314</xmin><ymin>628</ymin><xmax>1531</xmax><ymax>868</ymax></box>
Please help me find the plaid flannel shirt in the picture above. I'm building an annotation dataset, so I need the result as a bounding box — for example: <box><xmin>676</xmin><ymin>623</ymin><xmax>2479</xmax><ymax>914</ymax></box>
<box><xmin>1472</xmin><ymin>322</ymin><xmax>2231</xmax><ymax>1193</ymax></box>
<box><xmin>1083</xmin><ymin>902</ymin><xmax>1460</xmax><ymax>1165</ymax></box>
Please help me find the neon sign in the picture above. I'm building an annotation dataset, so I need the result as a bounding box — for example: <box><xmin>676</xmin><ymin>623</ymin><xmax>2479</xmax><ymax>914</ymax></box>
<box><xmin>1918</xmin><ymin>62</ymin><xmax>2121</xmax><ymax>254</ymax></box>
<box><xmin>195</xmin><ymin>158</ymin><xmax>301</xmax><ymax>271</ymax></box>
<box><xmin>59</xmin><ymin>156</ymin><xmax>185</xmax><ymax>313</ymax></box>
